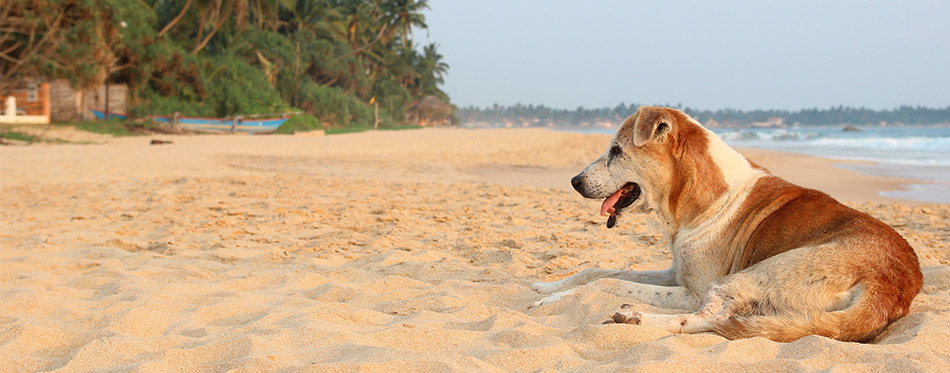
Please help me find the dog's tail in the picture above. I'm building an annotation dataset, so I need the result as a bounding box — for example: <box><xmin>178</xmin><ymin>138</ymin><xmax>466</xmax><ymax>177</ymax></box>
<box><xmin>712</xmin><ymin>285</ymin><xmax>908</xmax><ymax>343</ymax></box>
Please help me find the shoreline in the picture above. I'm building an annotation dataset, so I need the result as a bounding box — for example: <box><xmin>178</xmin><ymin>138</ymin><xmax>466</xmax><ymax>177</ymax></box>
<box><xmin>837</xmin><ymin>162</ymin><xmax>950</xmax><ymax>203</ymax></box>
<box><xmin>738</xmin><ymin>147</ymin><xmax>948</xmax><ymax>204</ymax></box>
<box><xmin>735</xmin><ymin>147</ymin><xmax>925</xmax><ymax>204</ymax></box>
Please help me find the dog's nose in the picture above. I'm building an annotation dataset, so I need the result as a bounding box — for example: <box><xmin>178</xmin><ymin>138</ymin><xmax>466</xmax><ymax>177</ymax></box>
<box><xmin>570</xmin><ymin>175</ymin><xmax>584</xmax><ymax>193</ymax></box>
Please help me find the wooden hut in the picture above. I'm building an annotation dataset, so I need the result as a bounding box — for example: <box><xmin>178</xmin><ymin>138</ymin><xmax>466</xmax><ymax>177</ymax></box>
<box><xmin>408</xmin><ymin>96</ymin><xmax>454</xmax><ymax>126</ymax></box>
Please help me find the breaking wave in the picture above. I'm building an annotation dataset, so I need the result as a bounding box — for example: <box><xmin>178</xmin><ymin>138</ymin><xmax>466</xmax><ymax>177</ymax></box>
<box><xmin>714</xmin><ymin>127</ymin><xmax>950</xmax><ymax>167</ymax></box>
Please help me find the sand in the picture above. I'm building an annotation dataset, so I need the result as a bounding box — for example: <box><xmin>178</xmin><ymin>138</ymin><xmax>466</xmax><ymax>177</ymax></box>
<box><xmin>1</xmin><ymin>128</ymin><xmax>948</xmax><ymax>371</ymax></box>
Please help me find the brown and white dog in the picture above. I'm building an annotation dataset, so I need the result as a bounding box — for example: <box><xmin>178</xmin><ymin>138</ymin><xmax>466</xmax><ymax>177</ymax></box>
<box><xmin>531</xmin><ymin>106</ymin><xmax>922</xmax><ymax>342</ymax></box>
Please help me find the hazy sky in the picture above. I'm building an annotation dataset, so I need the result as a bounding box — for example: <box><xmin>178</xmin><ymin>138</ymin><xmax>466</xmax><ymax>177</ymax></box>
<box><xmin>415</xmin><ymin>1</ymin><xmax>950</xmax><ymax>111</ymax></box>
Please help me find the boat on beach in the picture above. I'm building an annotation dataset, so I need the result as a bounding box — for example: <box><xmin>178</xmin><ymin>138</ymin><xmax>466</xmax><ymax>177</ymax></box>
<box><xmin>89</xmin><ymin>109</ymin><xmax>289</xmax><ymax>134</ymax></box>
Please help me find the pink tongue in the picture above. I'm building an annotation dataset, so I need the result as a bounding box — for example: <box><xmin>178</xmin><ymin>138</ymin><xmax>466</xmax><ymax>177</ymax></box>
<box><xmin>600</xmin><ymin>189</ymin><xmax>625</xmax><ymax>216</ymax></box>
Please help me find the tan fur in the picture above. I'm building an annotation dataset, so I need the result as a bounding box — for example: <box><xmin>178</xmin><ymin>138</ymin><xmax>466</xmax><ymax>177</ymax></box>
<box><xmin>532</xmin><ymin>106</ymin><xmax>923</xmax><ymax>342</ymax></box>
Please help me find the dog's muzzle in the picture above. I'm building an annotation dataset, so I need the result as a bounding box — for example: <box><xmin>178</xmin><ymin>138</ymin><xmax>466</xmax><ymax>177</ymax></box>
<box><xmin>572</xmin><ymin>173</ymin><xmax>641</xmax><ymax>229</ymax></box>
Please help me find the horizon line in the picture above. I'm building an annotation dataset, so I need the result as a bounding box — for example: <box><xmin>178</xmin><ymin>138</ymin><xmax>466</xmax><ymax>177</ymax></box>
<box><xmin>454</xmin><ymin>103</ymin><xmax>950</xmax><ymax>112</ymax></box>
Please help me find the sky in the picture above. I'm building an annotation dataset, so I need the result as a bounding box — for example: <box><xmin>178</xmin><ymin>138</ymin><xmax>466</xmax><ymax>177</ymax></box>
<box><xmin>415</xmin><ymin>0</ymin><xmax>950</xmax><ymax>111</ymax></box>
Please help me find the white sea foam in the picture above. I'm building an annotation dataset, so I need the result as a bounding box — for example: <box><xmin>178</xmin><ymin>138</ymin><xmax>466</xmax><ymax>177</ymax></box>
<box><xmin>811</xmin><ymin>137</ymin><xmax>950</xmax><ymax>151</ymax></box>
<box><xmin>713</xmin><ymin>127</ymin><xmax>950</xmax><ymax>167</ymax></box>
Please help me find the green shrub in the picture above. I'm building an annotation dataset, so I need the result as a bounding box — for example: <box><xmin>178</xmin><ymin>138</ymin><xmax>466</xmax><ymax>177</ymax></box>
<box><xmin>53</xmin><ymin>119</ymin><xmax>139</xmax><ymax>137</ymax></box>
<box><xmin>131</xmin><ymin>54</ymin><xmax>288</xmax><ymax>118</ymax></box>
<box><xmin>292</xmin><ymin>81</ymin><xmax>374</xmax><ymax>127</ymax></box>
<box><xmin>273</xmin><ymin>114</ymin><xmax>321</xmax><ymax>134</ymax></box>
<box><xmin>204</xmin><ymin>55</ymin><xmax>288</xmax><ymax>116</ymax></box>
<box><xmin>132</xmin><ymin>91</ymin><xmax>213</xmax><ymax>117</ymax></box>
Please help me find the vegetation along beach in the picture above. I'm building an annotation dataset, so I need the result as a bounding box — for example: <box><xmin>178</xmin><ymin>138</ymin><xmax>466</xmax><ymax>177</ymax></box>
<box><xmin>2</xmin><ymin>0</ymin><xmax>949</xmax><ymax>371</ymax></box>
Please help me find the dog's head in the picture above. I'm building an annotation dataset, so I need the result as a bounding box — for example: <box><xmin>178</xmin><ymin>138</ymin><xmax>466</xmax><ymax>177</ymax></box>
<box><xmin>571</xmin><ymin>106</ymin><xmax>730</xmax><ymax>228</ymax></box>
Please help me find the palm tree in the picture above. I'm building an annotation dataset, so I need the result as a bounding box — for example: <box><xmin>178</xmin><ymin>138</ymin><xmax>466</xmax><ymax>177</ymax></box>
<box><xmin>414</xmin><ymin>43</ymin><xmax>447</xmax><ymax>99</ymax></box>
<box><xmin>335</xmin><ymin>0</ymin><xmax>428</xmax><ymax>61</ymax></box>
<box><xmin>156</xmin><ymin>0</ymin><xmax>193</xmax><ymax>36</ymax></box>
<box><xmin>248</xmin><ymin>0</ymin><xmax>282</xmax><ymax>31</ymax></box>
<box><xmin>286</xmin><ymin>0</ymin><xmax>345</xmax><ymax>37</ymax></box>
<box><xmin>421</xmin><ymin>43</ymin><xmax>447</xmax><ymax>83</ymax></box>
<box><xmin>380</xmin><ymin>0</ymin><xmax>428</xmax><ymax>44</ymax></box>
<box><xmin>190</xmin><ymin>0</ymin><xmax>248</xmax><ymax>54</ymax></box>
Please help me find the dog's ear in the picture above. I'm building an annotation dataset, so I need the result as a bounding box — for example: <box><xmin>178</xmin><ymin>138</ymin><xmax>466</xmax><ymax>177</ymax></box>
<box><xmin>632</xmin><ymin>107</ymin><xmax>672</xmax><ymax>147</ymax></box>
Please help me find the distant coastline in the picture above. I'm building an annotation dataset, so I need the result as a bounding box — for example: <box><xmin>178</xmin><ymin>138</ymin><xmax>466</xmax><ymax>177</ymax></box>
<box><xmin>458</xmin><ymin>103</ymin><xmax>950</xmax><ymax>130</ymax></box>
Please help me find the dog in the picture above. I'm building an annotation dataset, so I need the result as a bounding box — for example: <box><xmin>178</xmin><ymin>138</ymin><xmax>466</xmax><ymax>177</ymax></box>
<box><xmin>531</xmin><ymin>106</ymin><xmax>922</xmax><ymax>342</ymax></box>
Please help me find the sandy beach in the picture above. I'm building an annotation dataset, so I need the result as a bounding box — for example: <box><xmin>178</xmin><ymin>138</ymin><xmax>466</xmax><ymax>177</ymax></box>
<box><xmin>1</xmin><ymin>128</ymin><xmax>948</xmax><ymax>371</ymax></box>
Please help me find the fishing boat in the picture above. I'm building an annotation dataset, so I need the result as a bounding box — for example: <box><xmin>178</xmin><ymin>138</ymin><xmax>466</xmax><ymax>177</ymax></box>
<box><xmin>88</xmin><ymin>109</ymin><xmax>289</xmax><ymax>134</ymax></box>
<box><xmin>150</xmin><ymin>114</ymin><xmax>288</xmax><ymax>134</ymax></box>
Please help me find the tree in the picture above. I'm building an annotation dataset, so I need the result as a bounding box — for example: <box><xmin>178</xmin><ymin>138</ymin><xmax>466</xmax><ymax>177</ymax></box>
<box><xmin>191</xmin><ymin>0</ymin><xmax>247</xmax><ymax>53</ymax></box>
<box><xmin>0</xmin><ymin>1</ymin><xmax>100</xmax><ymax>91</ymax></box>
<box><xmin>157</xmin><ymin>0</ymin><xmax>193</xmax><ymax>37</ymax></box>
<box><xmin>380</xmin><ymin>0</ymin><xmax>428</xmax><ymax>44</ymax></box>
<box><xmin>3</xmin><ymin>0</ymin><xmax>453</xmax><ymax>129</ymax></box>
<box><xmin>416</xmin><ymin>43</ymin><xmax>448</xmax><ymax>100</ymax></box>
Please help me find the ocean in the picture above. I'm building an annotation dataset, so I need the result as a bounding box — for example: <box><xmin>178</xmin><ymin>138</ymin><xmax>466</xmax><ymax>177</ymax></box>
<box><xmin>564</xmin><ymin>126</ymin><xmax>950</xmax><ymax>203</ymax></box>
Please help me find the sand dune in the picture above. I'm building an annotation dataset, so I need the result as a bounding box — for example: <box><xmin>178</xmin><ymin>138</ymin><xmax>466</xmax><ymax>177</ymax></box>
<box><xmin>1</xmin><ymin>128</ymin><xmax>948</xmax><ymax>371</ymax></box>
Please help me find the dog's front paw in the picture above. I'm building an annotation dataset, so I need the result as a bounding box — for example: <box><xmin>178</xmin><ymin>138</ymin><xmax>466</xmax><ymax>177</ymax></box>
<box><xmin>605</xmin><ymin>310</ymin><xmax>642</xmax><ymax>325</ymax></box>
<box><xmin>529</xmin><ymin>289</ymin><xmax>576</xmax><ymax>309</ymax></box>
<box><xmin>530</xmin><ymin>280</ymin><xmax>564</xmax><ymax>294</ymax></box>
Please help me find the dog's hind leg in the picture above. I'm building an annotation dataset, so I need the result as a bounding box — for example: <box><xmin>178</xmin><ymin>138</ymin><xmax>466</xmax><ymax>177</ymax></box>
<box><xmin>531</xmin><ymin>268</ymin><xmax>677</xmax><ymax>294</ymax></box>
<box><xmin>607</xmin><ymin>270</ymin><xmax>784</xmax><ymax>334</ymax></box>
<box><xmin>606</xmin><ymin>262</ymin><xmax>888</xmax><ymax>342</ymax></box>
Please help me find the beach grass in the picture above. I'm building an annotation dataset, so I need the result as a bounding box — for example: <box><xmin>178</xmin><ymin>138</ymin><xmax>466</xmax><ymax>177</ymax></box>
<box><xmin>51</xmin><ymin>119</ymin><xmax>144</xmax><ymax>137</ymax></box>
<box><xmin>325</xmin><ymin>124</ymin><xmax>423</xmax><ymax>135</ymax></box>
<box><xmin>0</xmin><ymin>129</ymin><xmax>76</xmax><ymax>144</ymax></box>
<box><xmin>48</xmin><ymin>117</ymin><xmax>421</xmax><ymax>137</ymax></box>
<box><xmin>0</xmin><ymin>130</ymin><xmax>37</xmax><ymax>142</ymax></box>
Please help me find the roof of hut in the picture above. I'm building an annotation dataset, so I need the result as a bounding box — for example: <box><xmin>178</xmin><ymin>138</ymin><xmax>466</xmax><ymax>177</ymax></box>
<box><xmin>411</xmin><ymin>96</ymin><xmax>453</xmax><ymax>116</ymax></box>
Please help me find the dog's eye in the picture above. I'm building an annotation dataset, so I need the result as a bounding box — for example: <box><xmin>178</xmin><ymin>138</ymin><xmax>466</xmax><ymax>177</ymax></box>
<box><xmin>610</xmin><ymin>145</ymin><xmax>623</xmax><ymax>157</ymax></box>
